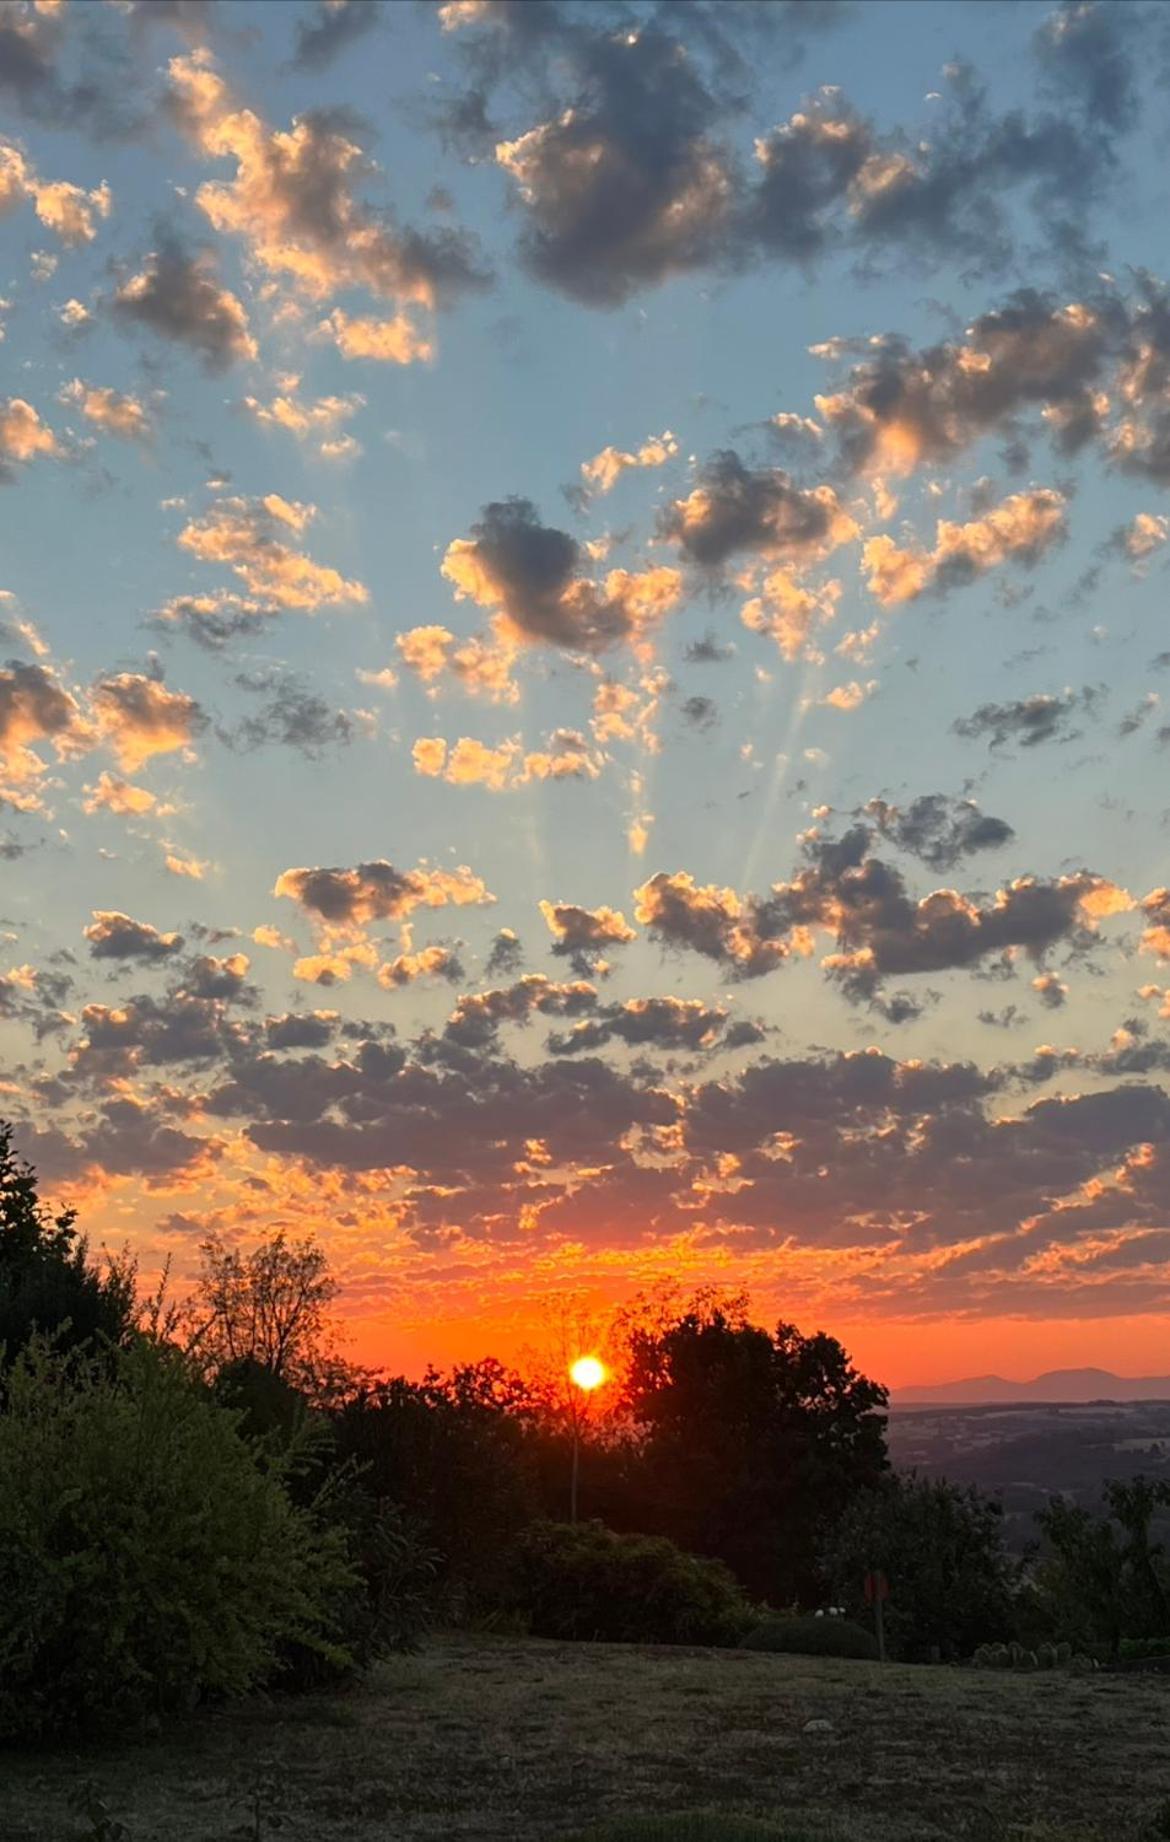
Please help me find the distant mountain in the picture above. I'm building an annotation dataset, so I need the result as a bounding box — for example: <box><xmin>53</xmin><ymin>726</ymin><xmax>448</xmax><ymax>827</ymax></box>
<box><xmin>892</xmin><ymin>1367</ymin><xmax>1170</xmax><ymax>1406</ymax></box>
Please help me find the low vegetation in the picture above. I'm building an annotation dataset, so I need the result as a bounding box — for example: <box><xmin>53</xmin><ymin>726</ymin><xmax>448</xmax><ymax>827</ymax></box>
<box><xmin>2</xmin><ymin>1634</ymin><xmax>1168</xmax><ymax>1841</ymax></box>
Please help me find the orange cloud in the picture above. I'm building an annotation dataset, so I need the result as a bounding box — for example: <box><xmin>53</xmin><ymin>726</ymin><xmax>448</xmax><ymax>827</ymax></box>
<box><xmin>177</xmin><ymin>495</ymin><xmax>369</xmax><ymax>611</ymax></box>
<box><xmin>0</xmin><ymin>138</ymin><xmax>111</xmax><ymax>245</ymax></box>
<box><xmin>863</xmin><ymin>489</ymin><xmax>1067</xmax><ymax>607</ymax></box>
<box><xmin>59</xmin><ymin>378</ymin><xmax>153</xmax><ymax>442</ymax></box>
<box><xmin>91</xmin><ymin>674</ymin><xmax>205</xmax><ymax>774</ymax></box>
<box><xmin>580</xmin><ymin>429</ymin><xmax>678</xmax><ymax>496</ymax></box>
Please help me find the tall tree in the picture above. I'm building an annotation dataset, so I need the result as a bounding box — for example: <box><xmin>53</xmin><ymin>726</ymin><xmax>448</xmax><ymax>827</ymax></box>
<box><xmin>622</xmin><ymin>1309</ymin><xmax>888</xmax><ymax>1606</ymax></box>
<box><xmin>0</xmin><ymin>1121</ymin><xmax>135</xmax><ymax>1364</ymax></box>
<box><xmin>184</xmin><ymin>1231</ymin><xmax>343</xmax><ymax>1396</ymax></box>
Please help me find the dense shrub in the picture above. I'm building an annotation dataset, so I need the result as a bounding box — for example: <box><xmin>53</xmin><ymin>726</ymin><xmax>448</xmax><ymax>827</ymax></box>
<box><xmin>741</xmin><ymin>1613</ymin><xmax>878</xmax><ymax>1660</ymax></box>
<box><xmin>0</xmin><ymin>1338</ymin><xmax>358</xmax><ymax>1739</ymax></box>
<box><xmin>513</xmin><ymin>1520</ymin><xmax>755</xmax><ymax>1646</ymax></box>
<box><xmin>825</xmin><ymin>1473</ymin><xmax>1016</xmax><ymax>1661</ymax></box>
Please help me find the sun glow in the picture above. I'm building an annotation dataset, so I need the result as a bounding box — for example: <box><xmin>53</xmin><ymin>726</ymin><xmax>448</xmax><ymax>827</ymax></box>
<box><xmin>570</xmin><ymin>1355</ymin><xmax>606</xmax><ymax>1392</ymax></box>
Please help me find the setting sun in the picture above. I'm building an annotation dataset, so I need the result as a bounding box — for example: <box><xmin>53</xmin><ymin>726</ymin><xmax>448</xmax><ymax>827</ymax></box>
<box><xmin>570</xmin><ymin>1356</ymin><xmax>606</xmax><ymax>1392</ymax></box>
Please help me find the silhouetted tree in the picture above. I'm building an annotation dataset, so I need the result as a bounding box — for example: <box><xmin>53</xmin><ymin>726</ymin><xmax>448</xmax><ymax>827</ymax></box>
<box><xmin>1036</xmin><ymin>1476</ymin><xmax>1170</xmax><ymax>1657</ymax></box>
<box><xmin>184</xmin><ymin>1231</ymin><xmax>347</xmax><ymax>1398</ymax></box>
<box><xmin>827</xmin><ymin>1472</ymin><xmax>1017</xmax><ymax>1659</ymax></box>
<box><xmin>0</xmin><ymin>1120</ymin><xmax>135</xmax><ymax>1366</ymax></box>
<box><xmin>333</xmin><ymin>1359</ymin><xmax>541</xmax><ymax>1616</ymax></box>
<box><xmin>622</xmin><ymin>1309</ymin><xmax>888</xmax><ymax>1605</ymax></box>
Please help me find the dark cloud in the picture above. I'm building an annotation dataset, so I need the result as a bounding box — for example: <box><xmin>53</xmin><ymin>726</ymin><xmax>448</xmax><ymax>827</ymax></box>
<box><xmin>111</xmin><ymin>234</ymin><xmax>256</xmax><ymax>372</ymax></box>
<box><xmin>659</xmin><ymin>450</ymin><xmax>854</xmax><ymax>567</ymax></box>
<box><xmin>291</xmin><ymin>0</ymin><xmax>379</xmax><ymax>70</ymax></box>
<box><xmin>223</xmin><ymin>674</ymin><xmax>357</xmax><ymax>758</ymax></box>
<box><xmin>444</xmin><ymin>498</ymin><xmax>680</xmax><ymax>651</ymax></box>
<box><xmin>952</xmin><ymin>687</ymin><xmax>1102</xmax><ymax>749</ymax></box>
<box><xmin>636</xmin><ymin>826</ymin><xmax>1124</xmax><ymax>1010</ymax></box>
<box><xmin>84</xmin><ymin>912</ymin><xmax>184</xmax><ymax>963</ymax></box>
<box><xmin>442</xmin><ymin>974</ymin><xmax>597</xmax><ymax>1051</ymax></box>
<box><xmin>275</xmin><ymin>859</ymin><xmax>493</xmax><ymax>926</ymax></box>
<box><xmin>684</xmin><ymin>631</ymin><xmax>734</xmax><ymax>663</ymax></box>
<box><xmin>485</xmin><ymin>928</ymin><xmax>524</xmax><ymax>978</ymax></box>
<box><xmin>1034</xmin><ymin>0</ymin><xmax>1140</xmax><ymax>132</ymax></box>
<box><xmin>863</xmin><ymin>795</ymin><xmax>1014</xmax><ymax>870</ymax></box>
<box><xmin>540</xmin><ymin>899</ymin><xmax>636</xmax><ymax>977</ymax></box>
<box><xmin>549</xmin><ymin>995</ymin><xmax>728</xmax><ymax>1055</ymax></box>
<box><xmin>680</xmin><ymin>693</ymin><xmax>718</xmax><ymax>729</ymax></box>
<box><xmin>264</xmin><ymin>1010</ymin><xmax>339</xmax><ymax>1050</ymax></box>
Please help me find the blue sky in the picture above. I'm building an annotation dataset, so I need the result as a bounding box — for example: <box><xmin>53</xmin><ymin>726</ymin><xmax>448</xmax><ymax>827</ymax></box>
<box><xmin>4</xmin><ymin>0</ymin><xmax>1170</xmax><ymax>1383</ymax></box>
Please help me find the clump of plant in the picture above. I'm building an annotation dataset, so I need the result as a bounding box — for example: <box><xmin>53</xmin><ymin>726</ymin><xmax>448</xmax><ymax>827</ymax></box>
<box><xmin>511</xmin><ymin>1519</ymin><xmax>756</xmax><ymax>1646</ymax></box>
<box><xmin>0</xmin><ymin>1336</ymin><xmax>357</xmax><ymax>1739</ymax></box>
<box><xmin>741</xmin><ymin>1613</ymin><xmax>878</xmax><ymax>1661</ymax></box>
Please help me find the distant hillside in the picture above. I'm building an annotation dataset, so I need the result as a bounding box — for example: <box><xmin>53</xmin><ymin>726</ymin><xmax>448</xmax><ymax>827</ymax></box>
<box><xmin>892</xmin><ymin>1367</ymin><xmax>1170</xmax><ymax>1406</ymax></box>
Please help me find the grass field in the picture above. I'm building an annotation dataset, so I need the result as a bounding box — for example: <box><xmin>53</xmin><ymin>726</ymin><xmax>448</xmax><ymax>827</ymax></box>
<box><xmin>4</xmin><ymin>1635</ymin><xmax>1169</xmax><ymax>1842</ymax></box>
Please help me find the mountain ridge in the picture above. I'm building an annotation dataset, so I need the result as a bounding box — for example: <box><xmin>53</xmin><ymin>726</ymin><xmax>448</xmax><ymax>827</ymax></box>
<box><xmin>892</xmin><ymin>1366</ymin><xmax>1170</xmax><ymax>1405</ymax></box>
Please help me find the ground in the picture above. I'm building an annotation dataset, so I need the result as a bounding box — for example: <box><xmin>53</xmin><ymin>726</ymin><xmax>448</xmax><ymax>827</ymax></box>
<box><xmin>4</xmin><ymin>1636</ymin><xmax>1169</xmax><ymax>1841</ymax></box>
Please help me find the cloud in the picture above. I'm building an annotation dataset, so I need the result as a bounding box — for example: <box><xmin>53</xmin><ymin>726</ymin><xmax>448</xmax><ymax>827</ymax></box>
<box><xmin>59</xmin><ymin>378</ymin><xmax>153</xmax><ymax>443</ymax></box>
<box><xmin>290</xmin><ymin>0</ymin><xmax>379</xmax><ymax>71</ymax></box>
<box><xmin>275</xmin><ymin>859</ymin><xmax>494</xmax><ymax>928</ymax></box>
<box><xmin>169</xmin><ymin>49</ymin><xmax>488</xmax><ymax>315</ymax></box>
<box><xmin>412</xmin><ymin>728</ymin><xmax>602</xmax><ymax>789</ymax></box>
<box><xmin>953</xmin><ymin>687</ymin><xmax>1101</xmax><ymax>749</ymax></box>
<box><xmin>378</xmin><ymin>944</ymin><xmax>464</xmax><ymax>989</ymax></box>
<box><xmin>317</xmin><ymin>307</ymin><xmax>433</xmax><ymax>365</ymax></box>
<box><xmin>443</xmin><ymin>973</ymin><xmax>598</xmax><ymax>1050</ymax></box>
<box><xmin>740</xmin><ymin>569</ymin><xmax>841</xmax><ymax>660</ymax></box>
<box><xmin>443</xmin><ymin>498</ymin><xmax>681</xmax><ymax>653</ymax></box>
<box><xmin>485</xmin><ymin>927</ymin><xmax>523</xmax><ymax>977</ymax></box>
<box><xmin>551</xmin><ymin>995</ymin><xmax>729</xmax><ymax>1055</ymax></box>
<box><xmin>863</xmin><ymin>795</ymin><xmax>1014</xmax><ymax>870</ymax></box>
<box><xmin>634</xmin><ymin>870</ymin><xmax>796</xmax><ymax>979</ymax></box>
<box><xmin>578</xmin><ymin>429</ymin><xmax>678</xmax><ymax>498</ymax></box>
<box><xmin>82</xmin><ymin>772</ymin><xmax>167</xmax><ymax>818</ymax></box>
<box><xmin>0</xmin><ymin>137</ymin><xmax>111</xmax><ymax>244</ymax></box>
<box><xmin>493</xmin><ymin>24</ymin><xmax>735</xmax><ymax>307</ymax></box>
<box><xmin>112</xmin><ymin>234</ymin><xmax>256</xmax><ymax>371</ymax></box>
<box><xmin>91</xmin><ymin>673</ymin><xmax>206</xmax><ymax>774</ymax></box>
<box><xmin>1117</xmin><ymin>511</ymin><xmax>1169</xmax><ymax>561</ymax></box>
<box><xmin>636</xmin><ymin>826</ymin><xmax>1129</xmax><ymax>1006</ymax></box>
<box><xmin>152</xmin><ymin>591</ymin><xmax>273</xmax><ymax>650</ymax></box>
<box><xmin>660</xmin><ymin>450</ymin><xmax>857</xmax><ymax>567</ymax></box>
<box><xmin>85</xmin><ymin>911</ymin><xmax>184</xmax><ymax>962</ymax></box>
<box><xmin>177</xmin><ymin>494</ymin><xmax>369</xmax><ymax>612</ymax></box>
<box><xmin>863</xmin><ymin>488</ymin><xmax>1066</xmax><ymax>606</ymax></box>
<box><xmin>243</xmin><ymin>377</ymin><xmax>363</xmax><ymax>458</ymax></box>
<box><xmin>394</xmin><ymin>622</ymin><xmax>520</xmax><ymax>703</ymax></box>
<box><xmin>0</xmin><ymin>659</ymin><xmax>88</xmax><ymax>786</ymax></box>
<box><xmin>223</xmin><ymin>675</ymin><xmax>359</xmax><ymax>758</ymax></box>
<box><xmin>0</xmin><ymin>398</ymin><xmax>57</xmax><ymax>480</ymax></box>
<box><xmin>539</xmin><ymin>898</ymin><xmax>636</xmax><ymax>976</ymax></box>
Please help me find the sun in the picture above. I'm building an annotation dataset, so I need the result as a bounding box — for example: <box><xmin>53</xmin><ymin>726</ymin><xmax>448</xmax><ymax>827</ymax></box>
<box><xmin>570</xmin><ymin>1355</ymin><xmax>606</xmax><ymax>1392</ymax></box>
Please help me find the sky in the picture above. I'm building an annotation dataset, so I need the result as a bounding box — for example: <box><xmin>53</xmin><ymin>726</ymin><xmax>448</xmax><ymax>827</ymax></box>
<box><xmin>5</xmin><ymin>0</ymin><xmax>1170</xmax><ymax>1387</ymax></box>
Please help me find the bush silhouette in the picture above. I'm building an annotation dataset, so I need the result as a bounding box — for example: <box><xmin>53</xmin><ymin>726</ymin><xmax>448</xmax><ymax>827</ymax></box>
<box><xmin>512</xmin><ymin>1519</ymin><xmax>755</xmax><ymax>1646</ymax></box>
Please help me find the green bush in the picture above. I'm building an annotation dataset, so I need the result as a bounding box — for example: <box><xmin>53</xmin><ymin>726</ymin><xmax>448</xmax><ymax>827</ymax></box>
<box><xmin>512</xmin><ymin>1519</ymin><xmax>755</xmax><ymax>1646</ymax></box>
<box><xmin>0</xmin><ymin>1337</ymin><xmax>359</xmax><ymax>1738</ymax></box>
<box><xmin>741</xmin><ymin>1614</ymin><xmax>878</xmax><ymax>1660</ymax></box>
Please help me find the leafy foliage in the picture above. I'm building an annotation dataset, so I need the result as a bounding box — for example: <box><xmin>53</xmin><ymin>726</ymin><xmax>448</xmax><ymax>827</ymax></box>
<box><xmin>0</xmin><ymin>1121</ymin><xmax>135</xmax><ymax>1367</ymax></box>
<box><xmin>333</xmin><ymin>1361</ymin><xmax>541</xmax><ymax>1618</ymax></box>
<box><xmin>622</xmin><ymin>1310</ymin><xmax>888</xmax><ymax>1605</ymax></box>
<box><xmin>825</xmin><ymin>1472</ymin><xmax>1017</xmax><ymax>1660</ymax></box>
<box><xmin>1035</xmin><ymin>1478</ymin><xmax>1170</xmax><ymax>1658</ymax></box>
<box><xmin>0</xmin><ymin>1337</ymin><xmax>357</xmax><ymax>1738</ymax></box>
<box><xmin>512</xmin><ymin>1519</ymin><xmax>756</xmax><ymax>1646</ymax></box>
<box><xmin>741</xmin><ymin>1614</ymin><xmax>878</xmax><ymax>1660</ymax></box>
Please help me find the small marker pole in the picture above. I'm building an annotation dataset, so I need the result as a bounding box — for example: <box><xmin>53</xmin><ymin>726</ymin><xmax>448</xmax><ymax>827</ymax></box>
<box><xmin>874</xmin><ymin>1583</ymin><xmax>886</xmax><ymax>1664</ymax></box>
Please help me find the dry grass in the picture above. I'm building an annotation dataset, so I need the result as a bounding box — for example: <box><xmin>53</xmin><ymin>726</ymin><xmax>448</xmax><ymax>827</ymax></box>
<box><xmin>3</xmin><ymin>1635</ymin><xmax>1169</xmax><ymax>1841</ymax></box>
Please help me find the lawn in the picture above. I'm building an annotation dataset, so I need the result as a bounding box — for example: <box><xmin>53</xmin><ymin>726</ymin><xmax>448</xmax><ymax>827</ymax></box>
<box><xmin>4</xmin><ymin>1635</ymin><xmax>1168</xmax><ymax>1842</ymax></box>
